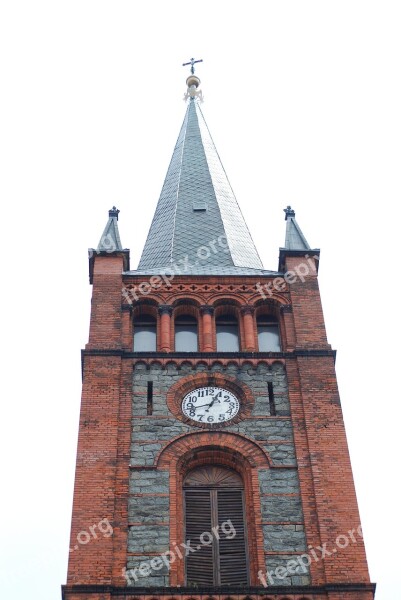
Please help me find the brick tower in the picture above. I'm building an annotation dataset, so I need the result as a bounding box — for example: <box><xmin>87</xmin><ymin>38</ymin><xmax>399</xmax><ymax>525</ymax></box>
<box><xmin>63</xmin><ymin>68</ymin><xmax>375</xmax><ymax>600</ymax></box>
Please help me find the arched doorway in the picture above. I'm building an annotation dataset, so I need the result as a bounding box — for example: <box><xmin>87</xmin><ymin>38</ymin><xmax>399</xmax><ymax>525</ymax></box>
<box><xmin>183</xmin><ymin>465</ymin><xmax>249</xmax><ymax>586</ymax></box>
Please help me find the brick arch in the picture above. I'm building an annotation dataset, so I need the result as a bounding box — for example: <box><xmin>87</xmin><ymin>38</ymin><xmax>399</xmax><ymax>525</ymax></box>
<box><xmin>226</xmin><ymin>359</ymin><xmax>240</xmax><ymax>369</ymax></box>
<box><xmin>132</xmin><ymin>360</ymin><xmax>148</xmax><ymax>371</ymax></box>
<box><xmin>132</xmin><ymin>301</ymin><xmax>158</xmax><ymax>319</ymax></box>
<box><xmin>158</xmin><ymin>431</ymin><xmax>269</xmax><ymax>586</ymax></box>
<box><xmin>207</xmin><ymin>291</ymin><xmax>249</xmax><ymax>305</ymax></box>
<box><xmin>172</xmin><ymin>297</ymin><xmax>202</xmax><ymax>309</ymax></box>
<box><xmin>210</xmin><ymin>360</ymin><xmax>224</xmax><ymax>370</ymax></box>
<box><xmin>213</xmin><ymin>300</ymin><xmax>242</xmax><ymax>319</ymax></box>
<box><xmin>180</xmin><ymin>360</ymin><xmax>194</xmax><ymax>370</ymax></box>
<box><xmin>157</xmin><ymin>431</ymin><xmax>271</xmax><ymax>469</ymax></box>
<box><xmin>271</xmin><ymin>359</ymin><xmax>286</xmax><ymax>370</ymax></box>
<box><xmin>172</xmin><ymin>304</ymin><xmax>200</xmax><ymax>320</ymax></box>
<box><xmin>165</xmin><ymin>360</ymin><xmax>180</xmax><ymax>370</ymax></box>
<box><xmin>249</xmin><ymin>292</ymin><xmax>290</xmax><ymax>306</ymax></box>
<box><xmin>254</xmin><ymin>304</ymin><xmax>280</xmax><ymax>320</ymax></box>
<box><xmin>148</xmin><ymin>359</ymin><xmax>164</xmax><ymax>369</ymax></box>
<box><xmin>165</xmin><ymin>292</ymin><xmax>207</xmax><ymax>306</ymax></box>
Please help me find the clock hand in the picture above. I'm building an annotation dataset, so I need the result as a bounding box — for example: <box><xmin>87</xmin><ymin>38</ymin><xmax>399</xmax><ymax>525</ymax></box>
<box><xmin>205</xmin><ymin>394</ymin><xmax>222</xmax><ymax>412</ymax></box>
<box><xmin>192</xmin><ymin>393</ymin><xmax>222</xmax><ymax>410</ymax></box>
<box><xmin>194</xmin><ymin>402</ymin><xmax>213</xmax><ymax>409</ymax></box>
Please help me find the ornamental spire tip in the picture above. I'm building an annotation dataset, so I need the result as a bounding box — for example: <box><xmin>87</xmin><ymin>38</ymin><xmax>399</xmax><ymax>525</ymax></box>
<box><xmin>284</xmin><ymin>206</ymin><xmax>296</xmax><ymax>220</ymax></box>
<box><xmin>182</xmin><ymin>57</ymin><xmax>204</xmax><ymax>102</ymax></box>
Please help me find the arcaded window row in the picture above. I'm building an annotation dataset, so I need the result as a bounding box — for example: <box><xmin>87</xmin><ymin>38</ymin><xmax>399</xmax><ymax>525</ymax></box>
<box><xmin>133</xmin><ymin>307</ymin><xmax>281</xmax><ymax>353</ymax></box>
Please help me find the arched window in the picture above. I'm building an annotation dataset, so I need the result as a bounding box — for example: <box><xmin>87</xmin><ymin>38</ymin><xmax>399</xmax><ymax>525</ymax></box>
<box><xmin>216</xmin><ymin>315</ymin><xmax>239</xmax><ymax>352</ymax></box>
<box><xmin>183</xmin><ymin>465</ymin><xmax>248</xmax><ymax>586</ymax></box>
<box><xmin>133</xmin><ymin>314</ymin><xmax>157</xmax><ymax>351</ymax></box>
<box><xmin>257</xmin><ymin>315</ymin><xmax>281</xmax><ymax>351</ymax></box>
<box><xmin>175</xmin><ymin>315</ymin><xmax>198</xmax><ymax>352</ymax></box>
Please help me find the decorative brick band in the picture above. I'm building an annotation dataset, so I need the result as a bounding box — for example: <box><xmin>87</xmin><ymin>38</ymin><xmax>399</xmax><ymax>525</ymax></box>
<box><xmin>62</xmin><ymin>581</ymin><xmax>376</xmax><ymax>599</ymax></box>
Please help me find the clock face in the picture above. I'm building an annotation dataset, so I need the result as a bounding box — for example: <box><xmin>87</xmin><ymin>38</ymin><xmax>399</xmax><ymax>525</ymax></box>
<box><xmin>181</xmin><ymin>387</ymin><xmax>240</xmax><ymax>424</ymax></box>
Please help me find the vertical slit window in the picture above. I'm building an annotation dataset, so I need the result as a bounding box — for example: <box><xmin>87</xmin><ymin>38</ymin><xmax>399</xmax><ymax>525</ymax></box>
<box><xmin>175</xmin><ymin>315</ymin><xmax>198</xmax><ymax>352</ymax></box>
<box><xmin>216</xmin><ymin>315</ymin><xmax>239</xmax><ymax>352</ymax></box>
<box><xmin>147</xmin><ymin>381</ymin><xmax>153</xmax><ymax>415</ymax></box>
<box><xmin>133</xmin><ymin>315</ymin><xmax>157</xmax><ymax>351</ymax></box>
<box><xmin>257</xmin><ymin>315</ymin><xmax>281</xmax><ymax>352</ymax></box>
<box><xmin>268</xmin><ymin>381</ymin><xmax>276</xmax><ymax>416</ymax></box>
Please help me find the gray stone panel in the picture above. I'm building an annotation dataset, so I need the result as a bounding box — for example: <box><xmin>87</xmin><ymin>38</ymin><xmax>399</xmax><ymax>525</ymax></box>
<box><xmin>130</xmin><ymin>443</ymin><xmax>163</xmax><ymax>466</ymax></box>
<box><xmin>129</xmin><ymin>470</ymin><xmax>169</xmax><ymax>494</ymax></box>
<box><xmin>263</xmin><ymin>524</ymin><xmax>307</xmax><ymax>552</ymax></box>
<box><xmin>263</xmin><ymin>444</ymin><xmax>297</xmax><ymax>466</ymax></box>
<box><xmin>259</xmin><ymin>468</ymin><xmax>300</xmax><ymax>494</ymax></box>
<box><xmin>261</xmin><ymin>495</ymin><xmax>303</xmax><ymax>522</ymax></box>
<box><xmin>235</xmin><ymin>419</ymin><xmax>294</xmax><ymax>441</ymax></box>
<box><xmin>128</xmin><ymin>495</ymin><xmax>169</xmax><ymax>524</ymax></box>
<box><xmin>127</xmin><ymin>525</ymin><xmax>169</xmax><ymax>553</ymax></box>
<box><xmin>126</xmin><ymin>555</ymin><xmax>170</xmax><ymax>587</ymax></box>
<box><xmin>132</xmin><ymin>418</ymin><xmax>190</xmax><ymax>440</ymax></box>
<box><xmin>264</xmin><ymin>555</ymin><xmax>311</xmax><ymax>586</ymax></box>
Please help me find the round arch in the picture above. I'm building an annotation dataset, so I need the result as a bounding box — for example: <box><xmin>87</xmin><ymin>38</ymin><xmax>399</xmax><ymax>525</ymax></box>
<box><xmin>157</xmin><ymin>431</ymin><xmax>269</xmax><ymax>586</ymax></box>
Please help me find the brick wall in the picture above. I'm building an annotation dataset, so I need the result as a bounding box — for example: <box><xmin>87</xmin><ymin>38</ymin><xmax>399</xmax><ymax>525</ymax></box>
<box><xmin>64</xmin><ymin>262</ymin><xmax>373</xmax><ymax>600</ymax></box>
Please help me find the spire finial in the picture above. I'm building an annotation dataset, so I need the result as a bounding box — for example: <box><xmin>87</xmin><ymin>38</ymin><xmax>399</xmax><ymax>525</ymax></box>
<box><xmin>109</xmin><ymin>206</ymin><xmax>120</xmax><ymax>220</ymax></box>
<box><xmin>183</xmin><ymin>57</ymin><xmax>204</xmax><ymax>102</ymax></box>
<box><xmin>182</xmin><ymin>57</ymin><xmax>203</xmax><ymax>75</ymax></box>
<box><xmin>284</xmin><ymin>205</ymin><xmax>295</xmax><ymax>221</ymax></box>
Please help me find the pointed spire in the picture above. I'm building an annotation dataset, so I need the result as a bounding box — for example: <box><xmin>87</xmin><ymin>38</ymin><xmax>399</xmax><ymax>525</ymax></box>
<box><xmin>97</xmin><ymin>206</ymin><xmax>123</xmax><ymax>252</ymax></box>
<box><xmin>283</xmin><ymin>206</ymin><xmax>310</xmax><ymax>250</ymax></box>
<box><xmin>137</xmin><ymin>72</ymin><xmax>263</xmax><ymax>274</ymax></box>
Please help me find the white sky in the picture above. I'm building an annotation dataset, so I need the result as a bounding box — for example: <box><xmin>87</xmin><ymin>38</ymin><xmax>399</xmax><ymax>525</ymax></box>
<box><xmin>1</xmin><ymin>2</ymin><xmax>400</xmax><ymax>599</ymax></box>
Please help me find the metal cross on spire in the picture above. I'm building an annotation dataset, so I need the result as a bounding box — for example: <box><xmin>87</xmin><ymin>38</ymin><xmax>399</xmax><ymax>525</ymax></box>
<box><xmin>182</xmin><ymin>57</ymin><xmax>203</xmax><ymax>74</ymax></box>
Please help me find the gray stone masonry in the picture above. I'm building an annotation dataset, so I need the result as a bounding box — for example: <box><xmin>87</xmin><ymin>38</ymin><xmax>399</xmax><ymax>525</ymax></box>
<box><xmin>258</xmin><ymin>468</ymin><xmax>300</xmax><ymax>494</ymax></box>
<box><xmin>263</xmin><ymin>524</ymin><xmax>307</xmax><ymax>552</ymax></box>
<box><xmin>128</xmin><ymin>495</ymin><xmax>169</xmax><ymax>524</ymax></box>
<box><xmin>261</xmin><ymin>495</ymin><xmax>303</xmax><ymax>522</ymax></box>
<box><xmin>126</xmin><ymin>554</ymin><xmax>169</xmax><ymax>587</ymax></box>
<box><xmin>263</xmin><ymin>555</ymin><xmax>311</xmax><ymax>586</ymax></box>
<box><xmin>128</xmin><ymin>525</ymin><xmax>169</xmax><ymax>554</ymax></box>
<box><xmin>128</xmin><ymin>363</ymin><xmax>306</xmax><ymax>587</ymax></box>
<box><xmin>130</xmin><ymin>470</ymin><xmax>169</xmax><ymax>494</ymax></box>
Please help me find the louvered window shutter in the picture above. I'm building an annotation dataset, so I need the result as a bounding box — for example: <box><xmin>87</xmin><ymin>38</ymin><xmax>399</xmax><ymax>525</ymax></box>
<box><xmin>217</xmin><ymin>489</ymin><xmax>248</xmax><ymax>585</ymax></box>
<box><xmin>185</xmin><ymin>490</ymin><xmax>214</xmax><ymax>585</ymax></box>
<box><xmin>184</xmin><ymin>470</ymin><xmax>248</xmax><ymax>586</ymax></box>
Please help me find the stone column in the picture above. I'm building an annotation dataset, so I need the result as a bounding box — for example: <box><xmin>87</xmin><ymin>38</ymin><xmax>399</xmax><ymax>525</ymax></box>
<box><xmin>200</xmin><ymin>305</ymin><xmax>214</xmax><ymax>352</ymax></box>
<box><xmin>158</xmin><ymin>305</ymin><xmax>172</xmax><ymax>352</ymax></box>
<box><xmin>241</xmin><ymin>305</ymin><xmax>256</xmax><ymax>351</ymax></box>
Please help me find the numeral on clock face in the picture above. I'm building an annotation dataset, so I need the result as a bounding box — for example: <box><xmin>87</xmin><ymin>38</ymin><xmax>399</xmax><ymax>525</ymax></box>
<box><xmin>181</xmin><ymin>387</ymin><xmax>240</xmax><ymax>424</ymax></box>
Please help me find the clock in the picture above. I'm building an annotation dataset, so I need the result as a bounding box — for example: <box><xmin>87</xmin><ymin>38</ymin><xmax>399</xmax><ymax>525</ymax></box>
<box><xmin>182</xmin><ymin>387</ymin><xmax>240</xmax><ymax>424</ymax></box>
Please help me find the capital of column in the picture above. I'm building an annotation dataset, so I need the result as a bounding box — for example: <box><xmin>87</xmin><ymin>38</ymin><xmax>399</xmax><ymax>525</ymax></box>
<box><xmin>240</xmin><ymin>305</ymin><xmax>255</xmax><ymax>316</ymax></box>
<box><xmin>158</xmin><ymin>304</ymin><xmax>173</xmax><ymax>316</ymax></box>
<box><xmin>200</xmin><ymin>305</ymin><xmax>214</xmax><ymax>316</ymax></box>
<box><xmin>280</xmin><ymin>304</ymin><xmax>293</xmax><ymax>314</ymax></box>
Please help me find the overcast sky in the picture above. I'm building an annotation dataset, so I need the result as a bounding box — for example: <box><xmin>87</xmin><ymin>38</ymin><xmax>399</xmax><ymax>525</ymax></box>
<box><xmin>1</xmin><ymin>2</ymin><xmax>400</xmax><ymax>599</ymax></box>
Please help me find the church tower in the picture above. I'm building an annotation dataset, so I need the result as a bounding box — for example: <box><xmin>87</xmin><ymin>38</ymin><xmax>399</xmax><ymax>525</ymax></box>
<box><xmin>63</xmin><ymin>66</ymin><xmax>375</xmax><ymax>600</ymax></box>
